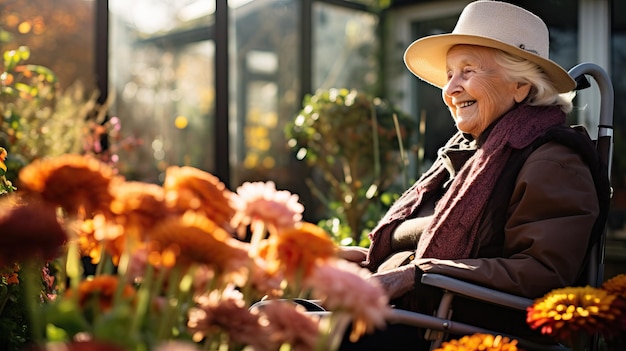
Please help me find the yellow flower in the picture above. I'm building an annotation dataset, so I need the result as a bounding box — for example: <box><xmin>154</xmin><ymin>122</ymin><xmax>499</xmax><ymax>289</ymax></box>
<box><xmin>76</xmin><ymin>217</ymin><xmax>106</xmax><ymax>264</ymax></box>
<box><xmin>18</xmin><ymin>154</ymin><xmax>119</xmax><ymax>216</ymax></box>
<box><xmin>527</xmin><ymin>286</ymin><xmax>626</xmax><ymax>342</ymax></box>
<box><xmin>434</xmin><ymin>333</ymin><xmax>522</xmax><ymax>351</ymax></box>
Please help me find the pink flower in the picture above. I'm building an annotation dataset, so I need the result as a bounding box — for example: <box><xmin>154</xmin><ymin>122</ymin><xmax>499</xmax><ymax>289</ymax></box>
<box><xmin>231</xmin><ymin>181</ymin><xmax>304</xmax><ymax>236</ymax></box>
<box><xmin>188</xmin><ymin>287</ymin><xmax>277</xmax><ymax>350</ymax></box>
<box><xmin>252</xmin><ymin>300</ymin><xmax>321</xmax><ymax>351</ymax></box>
<box><xmin>154</xmin><ymin>341</ymin><xmax>201</xmax><ymax>351</ymax></box>
<box><xmin>248</xmin><ymin>254</ymin><xmax>285</xmax><ymax>299</ymax></box>
<box><xmin>304</xmin><ymin>259</ymin><xmax>391</xmax><ymax>342</ymax></box>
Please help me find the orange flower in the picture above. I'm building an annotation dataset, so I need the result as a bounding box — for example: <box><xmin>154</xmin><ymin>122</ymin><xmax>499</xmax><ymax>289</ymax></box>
<box><xmin>163</xmin><ymin>166</ymin><xmax>236</xmax><ymax>229</ymax></box>
<box><xmin>602</xmin><ymin>274</ymin><xmax>626</xmax><ymax>297</ymax></box>
<box><xmin>527</xmin><ymin>286</ymin><xmax>626</xmax><ymax>342</ymax></box>
<box><xmin>18</xmin><ymin>154</ymin><xmax>119</xmax><ymax>216</ymax></box>
<box><xmin>262</xmin><ymin>222</ymin><xmax>336</xmax><ymax>281</ymax></box>
<box><xmin>0</xmin><ymin>147</ymin><xmax>7</xmax><ymax>173</ymax></box>
<box><xmin>1</xmin><ymin>271</ymin><xmax>19</xmax><ymax>285</ymax></box>
<box><xmin>434</xmin><ymin>333</ymin><xmax>522</xmax><ymax>351</ymax></box>
<box><xmin>146</xmin><ymin>211</ymin><xmax>251</xmax><ymax>279</ymax></box>
<box><xmin>96</xmin><ymin>181</ymin><xmax>171</xmax><ymax>262</ymax></box>
<box><xmin>0</xmin><ymin>195</ymin><xmax>67</xmax><ymax>266</ymax></box>
<box><xmin>304</xmin><ymin>259</ymin><xmax>391</xmax><ymax>342</ymax></box>
<box><xmin>109</xmin><ymin>181</ymin><xmax>169</xmax><ymax>233</ymax></box>
<box><xmin>65</xmin><ymin>275</ymin><xmax>135</xmax><ymax>312</ymax></box>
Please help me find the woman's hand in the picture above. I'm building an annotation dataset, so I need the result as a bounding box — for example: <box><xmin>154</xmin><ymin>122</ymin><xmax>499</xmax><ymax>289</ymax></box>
<box><xmin>337</xmin><ymin>245</ymin><xmax>369</xmax><ymax>263</ymax></box>
<box><xmin>370</xmin><ymin>264</ymin><xmax>416</xmax><ymax>299</ymax></box>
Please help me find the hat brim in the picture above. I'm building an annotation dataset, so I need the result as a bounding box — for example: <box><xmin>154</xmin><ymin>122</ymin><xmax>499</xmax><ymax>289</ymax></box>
<box><xmin>404</xmin><ymin>33</ymin><xmax>576</xmax><ymax>93</ymax></box>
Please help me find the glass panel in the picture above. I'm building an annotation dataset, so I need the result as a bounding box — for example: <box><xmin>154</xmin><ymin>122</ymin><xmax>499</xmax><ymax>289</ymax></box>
<box><xmin>612</xmin><ymin>0</ymin><xmax>626</xmax><ymax>142</ymax></box>
<box><xmin>109</xmin><ymin>0</ymin><xmax>216</xmax><ymax>182</ymax></box>
<box><xmin>312</xmin><ymin>2</ymin><xmax>379</xmax><ymax>92</ymax></box>
<box><xmin>609</xmin><ymin>0</ymin><xmax>626</xmax><ymax>222</ymax></box>
<box><xmin>230</xmin><ymin>1</ymin><xmax>307</xmax><ymax>193</ymax></box>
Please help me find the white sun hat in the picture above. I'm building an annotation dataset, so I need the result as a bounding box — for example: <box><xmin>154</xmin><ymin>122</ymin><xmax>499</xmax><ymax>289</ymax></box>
<box><xmin>403</xmin><ymin>0</ymin><xmax>576</xmax><ymax>93</ymax></box>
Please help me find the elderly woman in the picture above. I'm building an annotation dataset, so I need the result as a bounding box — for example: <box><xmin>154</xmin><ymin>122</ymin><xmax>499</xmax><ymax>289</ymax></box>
<box><xmin>339</xmin><ymin>1</ymin><xmax>610</xmax><ymax>349</ymax></box>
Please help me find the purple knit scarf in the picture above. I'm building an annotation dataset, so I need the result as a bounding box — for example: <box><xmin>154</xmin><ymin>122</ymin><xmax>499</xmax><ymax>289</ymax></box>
<box><xmin>365</xmin><ymin>104</ymin><xmax>566</xmax><ymax>269</ymax></box>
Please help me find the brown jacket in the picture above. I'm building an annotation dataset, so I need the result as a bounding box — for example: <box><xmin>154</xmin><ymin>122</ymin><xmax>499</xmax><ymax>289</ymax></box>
<box><xmin>413</xmin><ymin>141</ymin><xmax>599</xmax><ymax>298</ymax></box>
<box><xmin>385</xmin><ymin>137</ymin><xmax>607</xmax><ymax>341</ymax></box>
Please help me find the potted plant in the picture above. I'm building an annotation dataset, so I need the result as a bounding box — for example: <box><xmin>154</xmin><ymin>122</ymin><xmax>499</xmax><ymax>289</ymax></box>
<box><xmin>285</xmin><ymin>88</ymin><xmax>414</xmax><ymax>245</ymax></box>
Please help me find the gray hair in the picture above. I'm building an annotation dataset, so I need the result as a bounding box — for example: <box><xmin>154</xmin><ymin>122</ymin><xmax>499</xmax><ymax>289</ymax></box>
<box><xmin>493</xmin><ymin>49</ymin><xmax>574</xmax><ymax>113</ymax></box>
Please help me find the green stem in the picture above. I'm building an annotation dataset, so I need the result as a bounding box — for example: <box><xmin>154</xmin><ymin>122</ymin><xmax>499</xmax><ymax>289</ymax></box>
<box><xmin>0</xmin><ymin>292</ymin><xmax>9</xmax><ymax>317</ymax></box>
<box><xmin>95</xmin><ymin>249</ymin><xmax>114</xmax><ymax>276</ymax></box>
<box><xmin>130</xmin><ymin>263</ymin><xmax>154</xmax><ymax>334</ymax></box>
<box><xmin>369</xmin><ymin>99</ymin><xmax>381</xmax><ymax>186</ymax></box>
<box><xmin>157</xmin><ymin>266</ymin><xmax>182</xmax><ymax>340</ymax></box>
<box><xmin>23</xmin><ymin>261</ymin><xmax>44</xmax><ymax>345</ymax></box>
<box><xmin>65</xmin><ymin>239</ymin><xmax>83</xmax><ymax>292</ymax></box>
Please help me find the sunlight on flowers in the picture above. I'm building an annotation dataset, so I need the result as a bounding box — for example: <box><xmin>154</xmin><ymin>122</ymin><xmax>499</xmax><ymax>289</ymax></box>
<box><xmin>0</xmin><ymin>153</ymin><xmax>390</xmax><ymax>351</ymax></box>
<box><xmin>231</xmin><ymin>180</ymin><xmax>304</xmax><ymax>239</ymax></box>
<box><xmin>18</xmin><ymin>154</ymin><xmax>120</xmax><ymax>217</ymax></box>
<box><xmin>304</xmin><ymin>259</ymin><xmax>391</xmax><ymax>342</ymax></box>
<box><xmin>602</xmin><ymin>274</ymin><xmax>626</xmax><ymax>297</ymax></box>
<box><xmin>434</xmin><ymin>333</ymin><xmax>522</xmax><ymax>351</ymax></box>
<box><xmin>262</xmin><ymin>222</ymin><xmax>337</xmax><ymax>283</ymax></box>
<box><xmin>163</xmin><ymin>166</ymin><xmax>236</xmax><ymax>229</ymax></box>
<box><xmin>65</xmin><ymin>275</ymin><xmax>136</xmax><ymax>313</ymax></box>
<box><xmin>527</xmin><ymin>286</ymin><xmax>626</xmax><ymax>344</ymax></box>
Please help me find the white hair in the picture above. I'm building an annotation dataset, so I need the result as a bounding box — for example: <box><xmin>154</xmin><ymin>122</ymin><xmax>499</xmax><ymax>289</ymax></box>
<box><xmin>493</xmin><ymin>49</ymin><xmax>574</xmax><ymax>113</ymax></box>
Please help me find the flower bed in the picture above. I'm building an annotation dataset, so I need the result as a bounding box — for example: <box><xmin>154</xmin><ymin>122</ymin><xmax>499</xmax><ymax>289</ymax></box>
<box><xmin>0</xmin><ymin>152</ymin><xmax>391</xmax><ymax>351</ymax></box>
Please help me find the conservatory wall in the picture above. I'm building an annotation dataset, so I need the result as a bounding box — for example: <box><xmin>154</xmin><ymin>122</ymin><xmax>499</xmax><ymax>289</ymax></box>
<box><xmin>107</xmin><ymin>0</ymin><xmax>379</xmax><ymax>223</ymax></box>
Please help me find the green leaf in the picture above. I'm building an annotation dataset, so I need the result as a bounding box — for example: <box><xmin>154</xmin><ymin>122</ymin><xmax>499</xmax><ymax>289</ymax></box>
<box><xmin>0</xmin><ymin>284</ymin><xmax>8</xmax><ymax>300</ymax></box>
<box><xmin>3</xmin><ymin>49</ymin><xmax>21</xmax><ymax>71</ymax></box>
<box><xmin>43</xmin><ymin>299</ymin><xmax>91</xmax><ymax>338</ymax></box>
<box><xmin>14</xmin><ymin>82</ymin><xmax>34</xmax><ymax>96</ymax></box>
<box><xmin>92</xmin><ymin>305</ymin><xmax>140</xmax><ymax>349</ymax></box>
<box><xmin>0</xmin><ymin>86</ymin><xmax>16</xmax><ymax>97</ymax></box>
<box><xmin>25</xmin><ymin>64</ymin><xmax>58</xmax><ymax>84</ymax></box>
<box><xmin>46</xmin><ymin>323</ymin><xmax>70</xmax><ymax>342</ymax></box>
<box><xmin>17</xmin><ymin>46</ymin><xmax>30</xmax><ymax>61</ymax></box>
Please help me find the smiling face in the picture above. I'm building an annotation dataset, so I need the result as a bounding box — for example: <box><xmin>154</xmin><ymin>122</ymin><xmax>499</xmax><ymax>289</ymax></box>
<box><xmin>442</xmin><ymin>45</ymin><xmax>531</xmax><ymax>138</ymax></box>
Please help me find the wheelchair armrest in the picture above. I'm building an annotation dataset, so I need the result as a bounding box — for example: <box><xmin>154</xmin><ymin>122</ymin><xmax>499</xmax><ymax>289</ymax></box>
<box><xmin>420</xmin><ymin>273</ymin><xmax>534</xmax><ymax>311</ymax></box>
